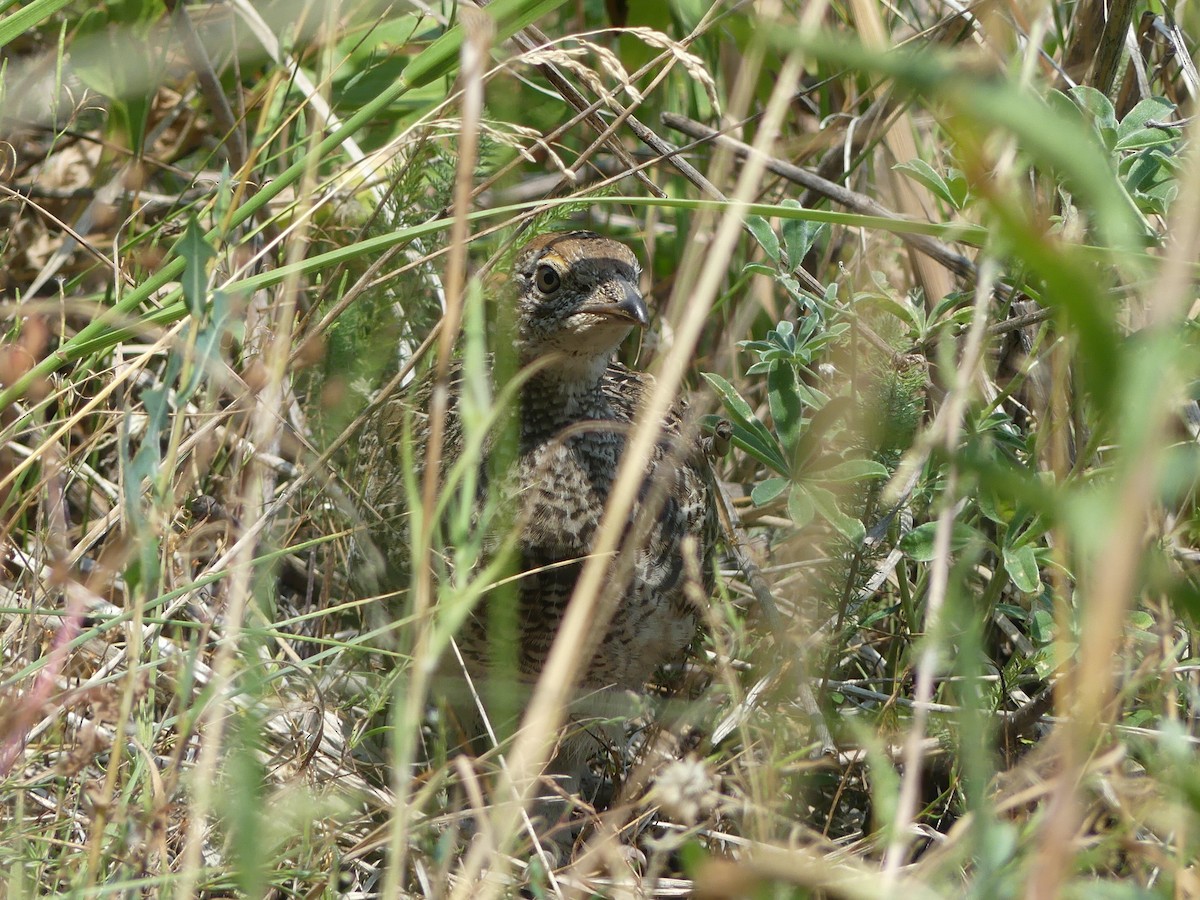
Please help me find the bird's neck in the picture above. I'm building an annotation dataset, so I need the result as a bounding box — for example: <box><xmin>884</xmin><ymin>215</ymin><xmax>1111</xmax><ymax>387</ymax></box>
<box><xmin>520</xmin><ymin>354</ymin><xmax>613</xmax><ymax>422</ymax></box>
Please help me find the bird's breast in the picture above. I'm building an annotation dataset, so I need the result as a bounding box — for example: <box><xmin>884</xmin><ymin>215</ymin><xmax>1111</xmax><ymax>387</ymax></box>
<box><xmin>516</xmin><ymin>430</ymin><xmax>624</xmax><ymax>549</ymax></box>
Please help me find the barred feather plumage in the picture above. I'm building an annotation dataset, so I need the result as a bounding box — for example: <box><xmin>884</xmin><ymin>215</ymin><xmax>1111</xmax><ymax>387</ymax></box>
<box><xmin>353</xmin><ymin>231</ymin><xmax>717</xmax><ymax>819</ymax></box>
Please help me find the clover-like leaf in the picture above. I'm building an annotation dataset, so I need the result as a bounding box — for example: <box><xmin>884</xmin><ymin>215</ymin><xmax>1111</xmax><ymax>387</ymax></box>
<box><xmin>898</xmin><ymin>521</ymin><xmax>987</xmax><ymax>561</ymax></box>
<box><xmin>894</xmin><ymin>159</ymin><xmax>960</xmax><ymax>209</ymax></box>
<box><xmin>808</xmin><ymin>485</ymin><xmax>865</xmax><ymax>543</ymax></box>
<box><xmin>1003</xmin><ymin>543</ymin><xmax>1041</xmax><ymax>594</ymax></box>
<box><xmin>811</xmin><ymin>458</ymin><xmax>889</xmax><ymax>483</ymax></box>
<box><xmin>746</xmin><ymin>215</ymin><xmax>781</xmax><ymax>263</ymax></box>
<box><xmin>751</xmin><ymin>476</ymin><xmax>790</xmax><ymax>506</ymax></box>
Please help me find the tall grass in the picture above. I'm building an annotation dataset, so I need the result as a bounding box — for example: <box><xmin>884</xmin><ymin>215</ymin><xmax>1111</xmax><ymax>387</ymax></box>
<box><xmin>2</xmin><ymin>0</ymin><xmax>1199</xmax><ymax>896</ymax></box>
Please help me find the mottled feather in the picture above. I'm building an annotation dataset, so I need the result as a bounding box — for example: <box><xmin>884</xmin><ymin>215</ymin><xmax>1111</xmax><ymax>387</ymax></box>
<box><xmin>356</xmin><ymin>231</ymin><xmax>716</xmax><ymax>783</ymax></box>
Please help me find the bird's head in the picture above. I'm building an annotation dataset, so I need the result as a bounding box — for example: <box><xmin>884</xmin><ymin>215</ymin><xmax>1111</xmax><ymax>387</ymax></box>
<box><xmin>511</xmin><ymin>231</ymin><xmax>648</xmax><ymax>373</ymax></box>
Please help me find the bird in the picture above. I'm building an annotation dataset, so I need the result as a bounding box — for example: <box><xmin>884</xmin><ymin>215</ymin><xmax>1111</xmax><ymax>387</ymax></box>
<box><xmin>356</xmin><ymin>230</ymin><xmax>717</xmax><ymax>842</ymax></box>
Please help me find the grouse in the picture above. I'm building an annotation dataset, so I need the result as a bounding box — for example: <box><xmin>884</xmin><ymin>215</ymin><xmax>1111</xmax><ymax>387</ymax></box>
<box><xmin>358</xmin><ymin>230</ymin><xmax>716</xmax><ymax>833</ymax></box>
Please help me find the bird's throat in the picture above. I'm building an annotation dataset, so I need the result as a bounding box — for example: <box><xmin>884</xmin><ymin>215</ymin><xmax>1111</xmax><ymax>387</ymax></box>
<box><xmin>520</xmin><ymin>354</ymin><xmax>614</xmax><ymax>424</ymax></box>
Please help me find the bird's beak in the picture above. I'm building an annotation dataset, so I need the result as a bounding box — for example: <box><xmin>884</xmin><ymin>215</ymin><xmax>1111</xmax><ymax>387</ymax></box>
<box><xmin>583</xmin><ymin>280</ymin><xmax>650</xmax><ymax>328</ymax></box>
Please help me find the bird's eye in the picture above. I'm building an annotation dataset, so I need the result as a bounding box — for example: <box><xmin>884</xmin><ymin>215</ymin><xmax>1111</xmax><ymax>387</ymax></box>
<box><xmin>534</xmin><ymin>265</ymin><xmax>561</xmax><ymax>294</ymax></box>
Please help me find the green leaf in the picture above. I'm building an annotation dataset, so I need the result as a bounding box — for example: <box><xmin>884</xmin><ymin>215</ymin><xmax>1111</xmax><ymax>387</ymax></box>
<box><xmin>976</xmin><ymin>488</ymin><xmax>1010</xmax><ymax>525</ymax></box>
<box><xmin>929</xmin><ymin>290</ymin><xmax>970</xmax><ymax>323</ymax></box>
<box><xmin>1002</xmin><ymin>543</ymin><xmax>1041</xmax><ymax>593</ymax></box>
<box><xmin>808</xmin><ymin>486</ymin><xmax>865</xmax><ymax>543</ymax></box>
<box><xmin>770</xmin><ymin>319</ymin><xmax>796</xmax><ymax>343</ymax></box>
<box><xmin>810</xmin><ymin>458</ymin><xmax>889</xmax><ymax>483</ymax></box>
<box><xmin>787</xmin><ymin>485</ymin><xmax>816</xmax><ymax>527</ymax></box>
<box><xmin>742</xmin><ymin>262</ymin><xmax>776</xmax><ymax>277</ymax></box>
<box><xmin>767</xmin><ymin>362</ymin><xmax>804</xmax><ymax>457</ymax></box>
<box><xmin>893</xmin><ymin>159</ymin><xmax>959</xmax><ymax>209</ymax></box>
<box><xmin>745</xmin><ymin>215</ymin><xmax>781</xmax><ymax>262</ymax></box>
<box><xmin>751</xmin><ymin>476</ymin><xmax>790</xmax><ymax>506</ymax></box>
<box><xmin>1030</xmin><ymin>609</ymin><xmax>1055</xmax><ymax>643</ymax></box>
<box><xmin>1123</xmin><ymin>150</ymin><xmax>1165</xmax><ymax>194</ymax></box>
<box><xmin>0</xmin><ymin>0</ymin><xmax>76</xmax><ymax>50</ymax></box>
<box><xmin>701</xmin><ymin>372</ymin><xmax>756</xmax><ymax>422</ymax></box>
<box><xmin>898</xmin><ymin>521</ymin><xmax>986</xmax><ymax>561</ymax></box>
<box><xmin>1116</xmin><ymin>97</ymin><xmax>1179</xmax><ymax>152</ymax></box>
<box><xmin>777</xmin><ymin>273</ymin><xmax>819</xmax><ymax>309</ymax></box>
<box><xmin>792</xmin><ymin>380</ymin><xmax>829</xmax><ymax>410</ymax></box>
<box><xmin>728</xmin><ymin>425</ymin><xmax>790</xmax><ymax>476</ymax></box>
<box><xmin>855</xmin><ymin>293</ymin><xmax>923</xmax><ymax>336</ymax></box>
<box><xmin>701</xmin><ymin>372</ymin><xmax>789</xmax><ymax>473</ymax></box>
<box><xmin>780</xmin><ymin>207</ymin><xmax>826</xmax><ymax>268</ymax></box>
<box><xmin>792</xmin><ymin>396</ymin><xmax>851</xmax><ymax>468</ymax></box>
<box><xmin>944</xmin><ymin>167</ymin><xmax>971</xmax><ymax>208</ymax></box>
<box><xmin>1127</xmin><ymin>610</ymin><xmax>1155</xmax><ymax>632</ymax></box>
<box><xmin>178</xmin><ymin>216</ymin><xmax>216</xmax><ymax>318</ymax></box>
<box><xmin>1069</xmin><ymin>85</ymin><xmax>1117</xmax><ymax>146</ymax></box>
<box><xmin>860</xmin><ymin>604</ymin><xmax>897</xmax><ymax>629</ymax></box>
